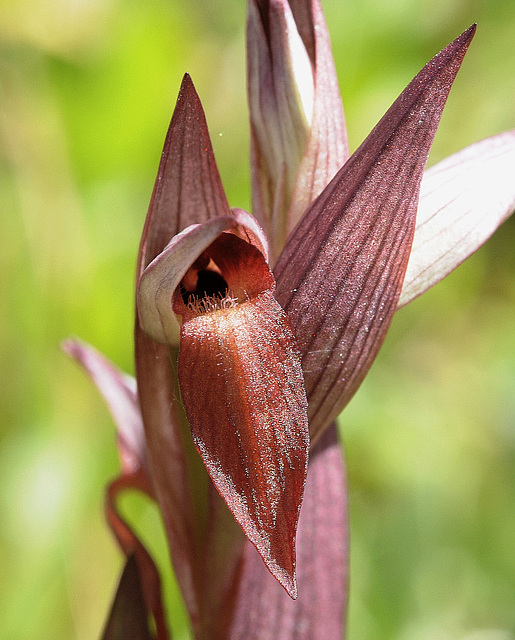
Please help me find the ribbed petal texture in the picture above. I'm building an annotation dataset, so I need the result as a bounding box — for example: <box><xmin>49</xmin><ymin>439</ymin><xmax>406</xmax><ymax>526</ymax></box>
<box><xmin>275</xmin><ymin>26</ymin><xmax>476</xmax><ymax>442</ymax></box>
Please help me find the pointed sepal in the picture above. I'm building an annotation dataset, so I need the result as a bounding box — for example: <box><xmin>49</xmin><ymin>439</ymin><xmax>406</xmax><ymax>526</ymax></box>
<box><xmin>275</xmin><ymin>25</ymin><xmax>476</xmax><ymax>441</ymax></box>
<box><xmin>138</xmin><ymin>73</ymin><xmax>231</xmax><ymax>275</ymax></box>
<box><xmin>134</xmin><ymin>76</ymin><xmax>246</xmax><ymax>628</ymax></box>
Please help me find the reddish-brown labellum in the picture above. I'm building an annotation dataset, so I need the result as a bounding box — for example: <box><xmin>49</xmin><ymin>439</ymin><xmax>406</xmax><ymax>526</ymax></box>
<box><xmin>175</xmin><ymin>232</ymin><xmax>309</xmax><ymax>597</ymax></box>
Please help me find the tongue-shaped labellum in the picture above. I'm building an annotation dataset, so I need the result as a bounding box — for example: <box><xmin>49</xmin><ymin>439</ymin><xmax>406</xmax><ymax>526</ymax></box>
<box><xmin>142</xmin><ymin>228</ymin><xmax>309</xmax><ymax>598</ymax></box>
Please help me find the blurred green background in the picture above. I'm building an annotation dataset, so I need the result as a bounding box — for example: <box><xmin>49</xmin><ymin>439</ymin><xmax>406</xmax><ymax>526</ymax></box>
<box><xmin>1</xmin><ymin>0</ymin><xmax>514</xmax><ymax>638</ymax></box>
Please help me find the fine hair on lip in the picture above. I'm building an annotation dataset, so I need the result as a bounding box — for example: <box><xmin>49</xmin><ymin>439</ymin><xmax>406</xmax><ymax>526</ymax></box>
<box><xmin>186</xmin><ymin>291</ymin><xmax>240</xmax><ymax>316</ymax></box>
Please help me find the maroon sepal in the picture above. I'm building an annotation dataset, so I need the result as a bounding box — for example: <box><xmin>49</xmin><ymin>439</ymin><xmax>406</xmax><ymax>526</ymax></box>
<box><xmin>275</xmin><ymin>25</ymin><xmax>476</xmax><ymax>441</ymax></box>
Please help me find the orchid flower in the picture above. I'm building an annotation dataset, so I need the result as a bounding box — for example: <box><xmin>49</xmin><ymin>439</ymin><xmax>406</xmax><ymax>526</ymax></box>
<box><xmin>65</xmin><ymin>1</ymin><xmax>515</xmax><ymax>638</ymax></box>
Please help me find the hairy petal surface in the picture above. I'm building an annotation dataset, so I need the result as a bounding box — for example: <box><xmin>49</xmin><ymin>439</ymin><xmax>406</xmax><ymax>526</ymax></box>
<box><xmin>399</xmin><ymin>129</ymin><xmax>515</xmax><ymax>306</ymax></box>
<box><xmin>178</xmin><ymin>240</ymin><xmax>309</xmax><ymax>597</ymax></box>
<box><xmin>275</xmin><ymin>26</ymin><xmax>476</xmax><ymax>442</ymax></box>
<box><xmin>140</xmin><ymin>216</ymin><xmax>309</xmax><ymax>596</ymax></box>
<box><xmin>227</xmin><ymin>425</ymin><xmax>347</xmax><ymax>639</ymax></box>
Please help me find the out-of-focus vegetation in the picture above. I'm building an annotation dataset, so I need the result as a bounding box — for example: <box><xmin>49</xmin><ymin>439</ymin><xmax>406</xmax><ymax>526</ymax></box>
<box><xmin>1</xmin><ymin>0</ymin><xmax>514</xmax><ymax>638</ymax></box>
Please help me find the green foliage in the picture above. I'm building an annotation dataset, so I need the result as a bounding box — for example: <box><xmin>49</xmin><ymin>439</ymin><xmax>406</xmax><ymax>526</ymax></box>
<box><xmin>1</xmin><ymin>0</ymin><xmax>514</xmax><ymax>638</ymax></box>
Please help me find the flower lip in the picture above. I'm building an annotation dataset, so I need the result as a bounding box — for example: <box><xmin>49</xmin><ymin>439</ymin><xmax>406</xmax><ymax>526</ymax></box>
<box><xmin>178</xmin><ymin>285</ymin><xmax>309</xmax><ymax>599</ymax></box>
<box><xmin>171</xmin><ymin>225</ymin><xmax>309</xmax><ymax>599</ymax></box>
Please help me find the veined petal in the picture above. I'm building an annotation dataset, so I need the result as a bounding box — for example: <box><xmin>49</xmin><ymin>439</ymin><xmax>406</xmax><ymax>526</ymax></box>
<box><xmin>399</xmin><ymin>129</ymin><xmax>515</xmax><ymax>306</ymax></box>
<box><xmin>275</xmin><ymin>25</ymin><xmax>476</xmax><ymax>442</ymax></box>
<box><xmin>227</xmin><ymin>424</ymin><xmax>348</xmax><ymax>640</ymax></box>
<box><xmin>178</xmin><ymin>290</ymin><xmax>309</xmax><ymax>599</ymax></box>
<box><xmin>137</xmin><ymin>74</ymin><xmax>231</xmax><ymax>276</ymax></box>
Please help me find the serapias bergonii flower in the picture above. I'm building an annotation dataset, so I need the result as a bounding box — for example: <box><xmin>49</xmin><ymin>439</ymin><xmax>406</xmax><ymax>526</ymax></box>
<box><xmin>137</xmin><ymin>201</ymin><xmax>310</xmax><ymax>598</ymax></box>
<box><xmin>134</xmin><ymin>18</ymin><xmax>473</xmax><ymax>604</ymax></box>
<box><xmin>65</xmin><ymin>1</ymin><xmax>515</xmax><ymax>638</ymax></box>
